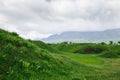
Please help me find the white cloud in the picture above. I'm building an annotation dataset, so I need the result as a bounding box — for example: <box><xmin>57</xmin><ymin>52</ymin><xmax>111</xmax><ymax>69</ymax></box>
<box><xmin>19</xmin><ymin>31</ymin><xmax>52</xmax><ymax>40</ymax></box>
<box><xmin>0</xmin><ymin>0</ymin><xmax>120</xmax><ymax>39</ymax></box>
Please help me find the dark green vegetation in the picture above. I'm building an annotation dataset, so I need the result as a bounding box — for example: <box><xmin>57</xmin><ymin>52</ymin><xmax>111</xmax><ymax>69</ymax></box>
<box><xmin>0</xmin><ymin>29</ymin><xmax>120</xmax><ymax>80</ymax></box>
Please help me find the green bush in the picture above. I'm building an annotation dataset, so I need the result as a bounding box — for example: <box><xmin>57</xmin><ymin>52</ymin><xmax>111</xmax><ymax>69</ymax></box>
<box><xmin>74</xmin><ymin>45</ymin><xmax>107</xmax><ymax>54</ymax></box>
<box><xmin>11</xmin><ymin>32</ymin><xmax>19</xmax><ymax>37</ymax></box>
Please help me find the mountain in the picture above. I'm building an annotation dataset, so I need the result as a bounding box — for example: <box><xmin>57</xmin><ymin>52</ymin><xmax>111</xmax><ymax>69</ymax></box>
<box><xmin>42</xmin><ymin>28</ymin><xmax>120</xmax><ymax>43</ymax></box>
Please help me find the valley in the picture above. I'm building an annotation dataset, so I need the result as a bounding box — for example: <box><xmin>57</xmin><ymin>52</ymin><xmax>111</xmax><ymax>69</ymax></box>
<box><xmin>0</xmin><ymin>29</ymin><xmax>120</xmax><ymax>80</ymax></box>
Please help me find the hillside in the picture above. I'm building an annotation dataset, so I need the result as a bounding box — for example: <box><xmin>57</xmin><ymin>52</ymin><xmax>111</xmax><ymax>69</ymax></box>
<box><xmin>0</xmin><ymin>29</ymin><xmax>120</xmax><ymax>80</ymax></box>
<box><xmin>42</xmin><ymin>28</ymin><xmax>120</xmax><ymax>43</ymax></box>
<box><xmin>0</xmin><ymin>29</ymin><xmax>100</xmax><ymax>80</ymax></box>
<box><xmin>31</xmin><ymin>40</ymin><xmax>59</xmax><ymax>53</ymax></box>
<box><xmin>50</xmin><ymin>42</ymin><xmax>120</xmax><ymax>57</ymax></box>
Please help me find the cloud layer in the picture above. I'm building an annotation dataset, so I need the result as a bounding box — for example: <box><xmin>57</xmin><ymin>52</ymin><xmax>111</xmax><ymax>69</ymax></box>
<box><xmin>0</xmin><ymin>0</ymin><xmax>120</xmax><ymax>39</ymax></box>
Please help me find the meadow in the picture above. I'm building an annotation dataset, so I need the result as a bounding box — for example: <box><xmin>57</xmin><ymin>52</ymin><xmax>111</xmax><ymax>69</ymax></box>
<box><xmin>0</xmin><ymin>29</ymin><xmax>120</xmax><ymax>80</ymax></box>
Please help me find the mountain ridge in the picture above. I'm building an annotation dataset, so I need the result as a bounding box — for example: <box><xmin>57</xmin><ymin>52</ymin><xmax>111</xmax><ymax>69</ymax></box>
<box><xmin>42</xmin><ymin>28</ymin><xmax>120</xmax><ymax>43</ymax></box>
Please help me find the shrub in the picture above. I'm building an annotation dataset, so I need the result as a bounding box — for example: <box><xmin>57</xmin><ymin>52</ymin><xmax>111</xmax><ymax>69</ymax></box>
<box><xmin>61</xmin><ymin>41</ymin><xmax>68</xmax><ymax>44</ymax></box>
<box><xmin>11</xmin><ymin>32</ymin><xmax>19</xmax><ymax>37</ymax></box>
<box><xmin>109</xmin><ymin>41</ymin><xmax>113</xmax><ymax>45</ymax></box>
<box><xmin>100</xmin><ymin>42</ymin><xmax>106</xmax><ymax>45</ymax></box>
<box><xmin>74</xmin><ymin>45</ymin><xmax>107</xmax><ymax>54</ymax></box>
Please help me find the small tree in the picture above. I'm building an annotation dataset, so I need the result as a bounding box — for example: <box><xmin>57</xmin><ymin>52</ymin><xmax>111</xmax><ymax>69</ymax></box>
<box><xmin>109</xmin><ymin>41</ymin><xmax>113</xmax><ymax>45</ymax></box>
<box><xmin>118</xmin><ymin>41</ymin><xmax>120</xmax><ymax>45</ymax></box>
<box><xmin>101</xmin><ymin>42</ymin><xmax>106</xmax><ymax>45</ymax></box>
<box><xmin>69</xmin><ymin>41</ymin><xmax>72</xmax><ymax>44</ymax></box>
<box><xmin>62</xmin><ymin>41</ymin><xmax>68</xmax><ymax>44</ymax></box>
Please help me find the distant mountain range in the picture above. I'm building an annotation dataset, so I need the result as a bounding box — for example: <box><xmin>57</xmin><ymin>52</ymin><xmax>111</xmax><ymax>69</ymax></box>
<box><xmin>42</xmin><ymin>28</ymin><xmax>120</xmax><ymax>43</ymax></box>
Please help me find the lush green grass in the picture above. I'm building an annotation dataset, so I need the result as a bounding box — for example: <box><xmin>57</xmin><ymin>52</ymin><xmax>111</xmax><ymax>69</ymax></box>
<box><xmin>50</xmin><ymin>43</ymin><xmax>84</xmax><ymax>53</ymax></box>
<box><xmin>0</xmin><ymin>29</ymin><xmax>120</xmax><ymax>80</ymax></box>
<box><xmin>63</xmin><ymin>52</ymin><xmax>120</xmax><ymax>80</ymax></box>
<box><xmin>0</xmin><ymin>29</ymin><xmax>74</xmax><ymax>80</ymax></box>
<box><xmin>64</xmin><ymin>53</ymin><xmax>103</xmax><ymax>66</ymax></box>
<box><xmin>50</xmin><ymin>43</ymin><xmax>107</xmax><ymax>53</ymax></box>
<box><xmin>0</xmin><ymin>29</ymin><xmax>101</xmax><ymax>80</ymax></box>
<box><xmin>31</xmin><ymin>40</ymin><xmax>59</xmax><ymax>53</ymax></box>
<box><xmin>50</xmin><ymin>42</ymin><xmax>120</xmax><ymax>79</ymax></box>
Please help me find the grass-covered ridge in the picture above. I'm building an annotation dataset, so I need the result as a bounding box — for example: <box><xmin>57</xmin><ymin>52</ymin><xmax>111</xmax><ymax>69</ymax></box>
<box><xmin>50</xmin><ymin>42</ymin><xmax>120</xmax><ymax>58</ymax></box>
<box><xmin>0</xmin><ymin>29</ymin><xmax>120</xmax><ymax>80</ymax></box>
<box><xmin>0</xmin><ymin>29</ymin><xmax>78</xmax><ymax>79</ymax></box>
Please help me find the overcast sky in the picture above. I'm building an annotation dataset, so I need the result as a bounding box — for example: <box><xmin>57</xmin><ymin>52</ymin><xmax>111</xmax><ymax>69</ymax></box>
<box><xmin>0</xmin><ymin>0</ymin><xmax>120</xmax><ymax>40</ymax></box>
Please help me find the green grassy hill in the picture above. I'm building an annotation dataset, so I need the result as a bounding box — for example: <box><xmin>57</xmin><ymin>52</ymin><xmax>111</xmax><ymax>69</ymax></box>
<box><xmin>50</xmin><ymin>43</ymin><xmax>120</xmax><ymax>57</ymax></box>
<box><xmin>0</xmin><ymin>29</ymin><xmax>99</xmax><ymax>80</ymax></box>
<box><xmin>50</xmin><ymin>43</ymin><xmax>93</xmax><ymax>53</ymax></box>
<box><xmin>0</xmin><ymin>29</ymin><xmax>72</xmax><ymax>79</ymax></box>
<box><xmin>31</xmin><ymin>40</ymin><xmax>59</xmax><ymax>53</ymax></box>
<box><xmin>50</xmin><ymin>42</ymin><xmax>120</xmax><ymax>80</ymax></box>
<box><xmin>0</xmin><ymin>29</ymin><xmax>120</xmax><ymax>80</ymax></box>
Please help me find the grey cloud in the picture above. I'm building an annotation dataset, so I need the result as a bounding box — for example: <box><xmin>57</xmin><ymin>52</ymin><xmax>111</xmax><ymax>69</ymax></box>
<box><xmin>0</xmin><ymin>0</ymin><xmax>120</xmax><ymax>39</ymax></box>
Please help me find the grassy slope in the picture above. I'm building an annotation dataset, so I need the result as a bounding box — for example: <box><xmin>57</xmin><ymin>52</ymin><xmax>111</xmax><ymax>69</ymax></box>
<box><xmin>50</xmin><ymin>43</ymin><xmax>120</xmax><ymax>80</ymax></box>
<box><xmin>50</xmin><ymin>43</ymin><xmax>83</xmax><ymax>53</ymax></box>
<box><xmin>50</xmin><ymin>43</ymin><xmax>104</xmax><ymax>66</ymax></box>
<box><xmin>0</xmin><ymin>29</ymin><xmax>120</xmax><ymax>80</ymax></box>
<box><xmin>31</xmin><ymin>40</ymin><xmax>59</xmax><ymax>53</ymax></box>
<box><xmin>50</xmin><ymin>43</ymin><xmax>105</xmax><ymax>53</ymax></box>
<box><xmin>0</xmin><ymin>29</ymin><xmax>101</xmax><ymax>80</ymax></box>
